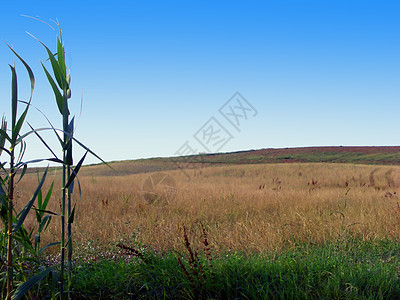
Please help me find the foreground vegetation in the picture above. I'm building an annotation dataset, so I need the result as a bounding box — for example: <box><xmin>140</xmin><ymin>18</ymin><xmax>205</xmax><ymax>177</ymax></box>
<box><xmin>36</xmin><ymin>236</ymin><xmax>400</xmax><ymax>299</ymax></box>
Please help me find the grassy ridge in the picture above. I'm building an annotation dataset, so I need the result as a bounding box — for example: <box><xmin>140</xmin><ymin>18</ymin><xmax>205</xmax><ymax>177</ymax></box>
<box><xmin>178</xmin><ymin>146</ymin><xmax>400</xmax><ymax>165</ymax></box>
<box><xmin>77</xmin><ymin>146</ymin><xmax>400</xmax><ymax>177</ymax></box>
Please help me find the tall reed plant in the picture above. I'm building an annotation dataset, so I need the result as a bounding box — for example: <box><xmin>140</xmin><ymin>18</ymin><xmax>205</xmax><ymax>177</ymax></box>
<box><xmin>32</xmin><ymin>21</ymin><xmax>104</xmax><ymax>298</ymax></box>
<box><xmin>0</xmin><ymin>46</ymin><xmax>58</xmax><ymax>300</ymax></box>
<box><xmin>0</xmin><ymin>21</ymin><xmax>104</xmax><ymax>299</ymax></box>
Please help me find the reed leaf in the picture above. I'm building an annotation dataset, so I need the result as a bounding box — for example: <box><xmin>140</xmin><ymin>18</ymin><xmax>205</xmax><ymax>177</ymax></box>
<box><xmin>6</xmin><ymin>43</ymin><xmax>35</xmax><ymax>101</ymax></box>
<box><xmin>12</xmin><ymin>266</ymin><xmax>57</xmax><ymax>300</ymax></box>
<box><xmin>32</xmin><ymin>208</ymin><xmax>60</xmax><ymax>216</ymax></box>
<box><xmin>9</xmin><ymin>64</ymin><xmax>17</xmax><ymax>129</ymax></box>
<box><xmin>38</xmin><ymin>215</ymin><xmax>52</xmax><ymax>233</ymax></box>
<box><xmin>12</xmin><ymin>104</ymin><xmax>30</xmax><ymax>144</ymax></box>
<box><xmin>39</xmin><ymin>242</ymin><xmax>60</xmax><ymax>256</ymax></box>
<box><xmin>15</xmin><ymin>164</ymin><xmax>27</xmax><ymax>184</ymax></box>
<box><xmin>15</xmin><ymin>140</ymin><xmax>26</xmax><ymax>165</ymax></box>
<box><xmin>18</xmin><ymin>100</ymin><xmax>64</xmax><ymax>146</ymax></box>
<box><xmin>57</xmin><ymin>37</ymin><xmax>66</xmax><ymax>77</ymax></box>
<box><xmin>0</xmin><ymin>117</ymin><xmax>6</xmax><ymax>155</ymax></box>
<box><xmin>68</xmin><ymin>203</ymin><xmax>76</xmax><ymax>224</ymax></box>
<box><xmin>65</xmin><ymin>151</ymin><xmax>87</xmax><ymax>189</ymax></box>
<box><xmin>27</xmin><ymin>123</ymin><xmax>59</xmax><ymax>159</ymax></box>
<box><xmin>41</xmin><ymin>63</ymin><xmax>64</xmax><ymax>114</ymax></box>
<box><xmin>14</xmin><ymin>167</ymin><xmax>48</xmax><ymax>233</ymax></box>
<box><xmin>14</xmin><ymin>157</ymin><xmax>64</xmax><ymax>169</ymax></box>
<box><xmin>41</xmin><ymin>181</ymin><xmax>53</xmax><ymax>213</ymax></box>
<box><xmin>38</xmin><ymin>40</ymin><xmax>65</xmax><ymax>90</ymax></box>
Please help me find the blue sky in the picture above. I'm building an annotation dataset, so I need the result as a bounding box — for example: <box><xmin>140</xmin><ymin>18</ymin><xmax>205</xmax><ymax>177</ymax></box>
<box><xmin>0</xmin><ymin>1</ymin><xmax>399</xmax><ymax>165</ymax></box>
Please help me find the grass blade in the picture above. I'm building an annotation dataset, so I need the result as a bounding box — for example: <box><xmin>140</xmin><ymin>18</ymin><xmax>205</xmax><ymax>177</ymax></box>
<box><xmin>57</xmin><ymin>37</ymin><xmax>66</xmax><ymax>77</ymax></box>
<box><xmin>65</xmin><ymin>151</ymin><xmax>87</xmax><ymax>189</ymax></box>
<box><xmin>0</xmin><ymin>116</ymin><xmax>7</xmax><ymax>155</ymax></box>
<box><xmin>30</xmin><ymin>32</ymin><xmax>65</xmax><ymax>89</ymax></box>
<box><xmin>14</xmin><ymin>157</ymin><xmax>64</xmax><ymax>169</ymax></box>
<box><xmin>41</xmin><ymin>63</ymin><xmax>64</xmax><ymax>114</ymax></box>
<box><xmin>12</xmin><ymin>265</ymin><xmax>57</xmax><ymax>300</ymax></box>
<box><xmin>14</xmin><ymin>167</ymin><xmax>48</xmax><ymax>233</ymax></box>
<box><xmin>68</xmin><ymin>203</ymin><xmax>75</xmax><ymax>224</ymax></box>
<box><xmin>15</xmin><ymin>164</ymin><xmax>27</xmax><ymax>184</ymax></box>
<box><xmin>12</xmin><ymin>101</ymin><xmax>30</xmax><ymax>143</ymax></box>
<box><xmin>18</xmin><ymin>100</ymin><xmax>64</xmax><ymax>146</ymax></box>
<box><xmin>39</xmin><ymin>215</ymin><xmax>52</xmax><ymax>233</ymax></box>
<box><xmin>0</xmin><ymin>128</ymin><xmax>11</xmax><ymax>144</ymax></box>
<box><xmin>42</xmin><ymin>181</ymin><xmax>54</xmax><ymax>212</ymax></box>
<box><xmin>39</xmin><ymin>242</ymin><xmax>60</xmax><ymax>256</ymax></box>
<box><xmin>6</xmin><ymin>43</ymin><xmax>35</xmax><ymax>101</ymax></box>
<box><xmin>9</xmin><ymin>64</ymin><xmax>17</xmax><ymax>129</ymax></box>
<box><xmin>32</xmin><ymin>207</ymin><xmax>60</xmax><ymax>216</ymax></box>
<box><xmin>27</xmin><ymin>123</ymin><xmax>59</xmax><ymax>159</ymax></box>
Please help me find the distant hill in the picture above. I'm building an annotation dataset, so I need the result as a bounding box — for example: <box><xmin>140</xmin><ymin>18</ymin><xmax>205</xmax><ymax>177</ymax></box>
<box><xmin>78</xmin><ymin>146</ymin><xmax>400</xmax><ymax>177</ymax></box>
<box><xmin>185</xmin><ymin>146</ymin><xmax>400</xmax><ymax>165</ymax></box>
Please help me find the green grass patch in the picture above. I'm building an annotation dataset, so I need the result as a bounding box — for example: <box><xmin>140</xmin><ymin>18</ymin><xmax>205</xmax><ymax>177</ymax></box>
<box><xmin>68</xmin><ymin>238</ymin><xmax>400</xmax><ymax>299</ymax></box>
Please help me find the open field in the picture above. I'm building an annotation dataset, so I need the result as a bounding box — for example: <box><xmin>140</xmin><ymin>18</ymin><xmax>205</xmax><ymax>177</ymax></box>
<box><xmin>7</xmin><ymin>147</ymin><xmax>400</xmax><ymax>298</ymax></box>
<box><xmin>17</xmin><ymin>161</ymin><xmax>400</xmax><ymax>254</ymax></box>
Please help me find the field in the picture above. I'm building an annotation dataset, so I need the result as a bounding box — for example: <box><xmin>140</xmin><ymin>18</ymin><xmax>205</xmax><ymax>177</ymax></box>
<box><xmin>19</xmin><ymin>161</ymin><xmax>400</xmax><ymax>252</ymax></box>
<box><xmin>12</xmin><ymin>147</ymin><xmax>400</xmax><ymax>298</ymax></box>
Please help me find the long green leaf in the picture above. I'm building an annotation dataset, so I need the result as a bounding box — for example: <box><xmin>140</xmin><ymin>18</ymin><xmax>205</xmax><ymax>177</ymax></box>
<box><xmin>17</xmin><ymin>126</ymin><xmax>63</xmax><ymax>148</ymax></box>
<box><xmin>37</xmin><ymin>177</ymin><xmax>43</xmax><ymax>210</ymax></box>
<box><xmin>18</xmin><ymin>100</ymin><xmax>64</xmax><ymax>146</ymax></box>
<box><xmin>41</xmin><ymin>63</ymin><xmax>64</xmax><ymax>114</ymax></box>
<box><xmin>72</xmin><ymin>135</ymin><xmax>110</xmax><ymax>167</ymax></box>
<box><xmin>0</xmin><ymin>147</ymin><xmax>12</xmax><ymax>157</ymax></box>
<box><xmin>0</xmin><ymin>116</ymin><xmax>6</xmax><ymax>156</ymax></box>
<box><xmin>9</xmin><ymin>64</ymin><xmax>17</xmax><ymax>130</ymax></box>
<box><xmin>12</xmin><ymin>101</ymin><xmax>30</xmax><ymax>144</ymax></box>
<box><xmin>0</xmin><ymin>128</ymin><xmax>11</xmax><ymax>144</ymax></box>
<box><xmin>6</xmin><ymin>43</ymin><xmax>35</xmax><ymax>101</ymax></box>
<box><xmin>14</xmin><ymin>157</ymin><xmax>64</xmax><ymax>169</ymax></box>
<box><xmin>57</xmin><ymin>36</ymin><xmax>66</xmax><ymax>78</ymax></box>
<box><xmin>32</xmin><ymin>207</ymin><xmax>60</xmax><ymax>216</ymax></box>
<box><xmin>12</xmin><ymin>265</ymin><xmax>57</xmax><ymax>300</ymax></box>
<box><xmin>39</xmin><ymin>214</ymin><xmax>51</xmax><ymax>233</ymax></box>
<box><xmin>15</xmin><ymin>164</ymin><xmax>27</xmax><ymax>184</ymax></box>
<box><xmin>39</xmin><ymin>242</ymin><xmax>60</xmax><ymax>256</ymax></box>
<box><xmin>65</xmin><ymin>151</ymin><xmax>87</xmax><ymax>189</ymax></box>
<box><xmin>42</xmin><ymin>181</ymin><xmax>54</xmax><ymax>212</ymax></box>
<box><xmin>27</xmin><ymin>123</ymin><xmax>59</xmax><ymax>159</ymax></box>
<box><xmin>18</xmin><ymin>127</ymin><xmax>110</xmax><ymax>168</ymax></box>
<box><xmin>68</xmin><ymin>203</ymin><xmax>75</xmax><ymax>224</ymax></box>
<box><xmin>35</xmin><ymin>210</ymin><xmax>41</xmax><ymax>225</ymax></box>
<box><xmin>14</xmin><ymin>167</ymin><xmax>48</xmax><ymax>232</ymax></box>
<box><xmin>32</xmin><ymin>34</ymin><xmax>65</xmax><ymax>89</ymax></box>
<box><xmin>34</xmin><ymin>234</ymin><xmax>40</xmax><ymax>251</ymax></box>
<box><xmin>16</xmin><ymin>140</ymin><xmax>26</xmax><ymax>164</ymax></box>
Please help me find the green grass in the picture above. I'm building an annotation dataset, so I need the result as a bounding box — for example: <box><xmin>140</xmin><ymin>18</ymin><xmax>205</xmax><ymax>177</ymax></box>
<box><xmin>66</xmin><ymin>237</ymin><xmax>400</xmax><ymax>299</ymax></box>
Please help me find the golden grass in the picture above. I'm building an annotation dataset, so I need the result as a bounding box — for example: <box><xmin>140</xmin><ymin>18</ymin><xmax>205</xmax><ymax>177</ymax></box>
<box><xmin>14</xmin><ymin>163</ymin><xmax>400</xmax><ymax>254</ymax></box>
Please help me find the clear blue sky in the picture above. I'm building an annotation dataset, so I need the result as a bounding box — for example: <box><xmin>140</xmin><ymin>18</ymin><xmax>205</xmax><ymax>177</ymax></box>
<box><xmin>1</xmin><ymin>1</ymin><xmax>399</xmax><ymax>165</ymax></box>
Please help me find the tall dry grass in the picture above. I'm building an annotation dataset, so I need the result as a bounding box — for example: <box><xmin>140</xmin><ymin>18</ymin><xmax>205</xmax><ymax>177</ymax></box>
<box><xmin>15</xmin><ymin>163</ymin><xmax>400</xmax><ymax>254</ymax></box>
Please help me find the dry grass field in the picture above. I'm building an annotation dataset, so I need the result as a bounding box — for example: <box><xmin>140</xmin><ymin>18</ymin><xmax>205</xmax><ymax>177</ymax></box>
<box><xmin>15</xmin><ymin>162</ymin><xmax>400</xmax><ymax>255</ymax></box>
